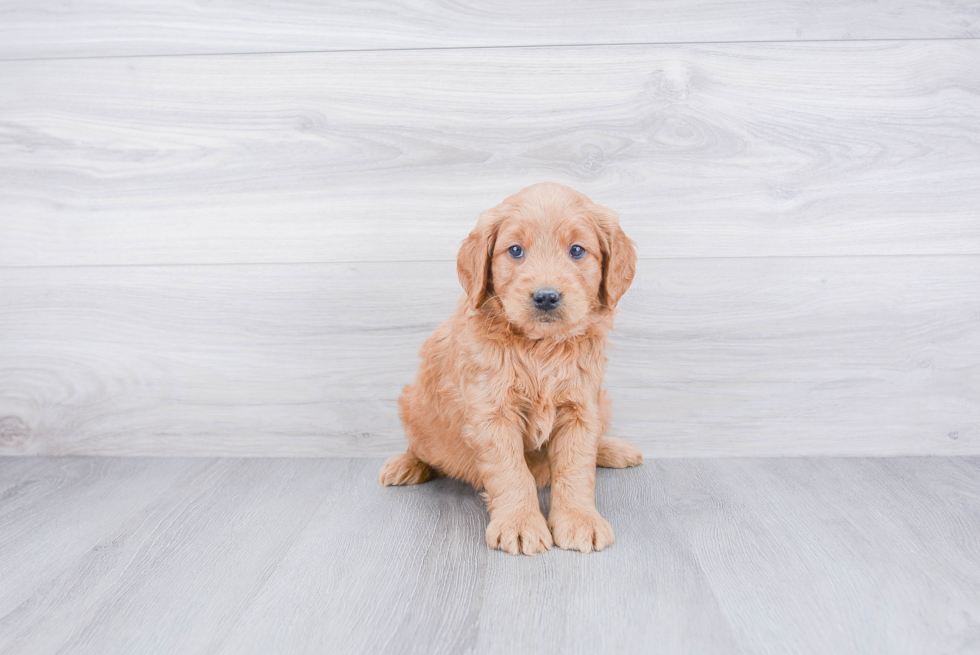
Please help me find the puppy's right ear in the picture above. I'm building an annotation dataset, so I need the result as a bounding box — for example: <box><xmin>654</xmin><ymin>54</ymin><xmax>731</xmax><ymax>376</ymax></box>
<box><xmin>457</xmin><ymin>205</ymin><xmax>507</xmax><ymax>309</ymax></box>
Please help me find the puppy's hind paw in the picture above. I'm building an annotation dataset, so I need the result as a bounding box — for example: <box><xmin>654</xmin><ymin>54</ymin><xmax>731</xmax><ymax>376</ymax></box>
<box><xmin>597</xmin><ymin>436</ymin><xmax>643</xmax><ymax>469</ymax></box>
<box><xmin>379</xmin><ymin>453</ymin><xmax>435</xmax><ymax>486</ymax></box>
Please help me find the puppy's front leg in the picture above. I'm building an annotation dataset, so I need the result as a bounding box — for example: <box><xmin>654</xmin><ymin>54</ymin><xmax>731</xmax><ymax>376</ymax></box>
<box><xmin>548</xmin><ymin>402</ymin><xmax>614</xmax><ymax>553</ymax></box>
<box><xmin>468</xmin><ymin>409</ymin><xmax>553</xmax><ymax>556</ymax></box>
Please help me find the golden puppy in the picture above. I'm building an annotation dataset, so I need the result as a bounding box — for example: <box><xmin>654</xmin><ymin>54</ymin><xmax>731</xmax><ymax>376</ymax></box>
<box><xmin>380</xmin><ymin>182</ymin><xmax>642</xmax><ymax>555</ymax></box>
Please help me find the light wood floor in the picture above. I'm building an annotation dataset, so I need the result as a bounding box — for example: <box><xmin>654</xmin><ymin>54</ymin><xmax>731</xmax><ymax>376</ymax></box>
<box><xmin>1</xmin><ymin>455</ymin><xmax>978</xmax><ymax>654</ymax></box>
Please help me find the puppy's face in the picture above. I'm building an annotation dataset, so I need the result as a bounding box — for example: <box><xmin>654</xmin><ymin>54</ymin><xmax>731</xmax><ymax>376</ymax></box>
<box><xmin>490</xmin><ymin>210</ymin><xmax>603</xmax><ymax>338</ymax></box>
<box><xmin>458</xmin><ymin>183</ymin><xmax>636</xmax><ymax>339</ymax></box>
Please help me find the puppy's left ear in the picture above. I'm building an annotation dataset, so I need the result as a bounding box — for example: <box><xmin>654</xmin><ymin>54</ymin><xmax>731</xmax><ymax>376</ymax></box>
<box><xmin>592</xmin><ymin>204</ymin><xmax>637</xmax><ymax>309</ymax></box>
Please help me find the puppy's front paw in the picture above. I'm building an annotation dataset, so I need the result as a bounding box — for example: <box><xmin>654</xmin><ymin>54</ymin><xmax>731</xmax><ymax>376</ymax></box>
<box><xmin>549</xmin><ymin>508</ymin><xmax>615</xmax><ymax>553</ymax></box>
<box><xmin>486</xmin><ymin>510</ymin><xmax>553</xmax><ymax>556</ymax></box>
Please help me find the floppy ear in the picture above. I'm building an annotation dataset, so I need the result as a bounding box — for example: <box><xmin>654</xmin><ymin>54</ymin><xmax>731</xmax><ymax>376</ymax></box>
<box><xmin>592</xmin><ymin>204</ymin><xmax>637</xmax><ymax>309</ymax></box>
<box><xmin>457</xmin><ymin>205</ymin><xmax>507</xmax><ymax>309</ymax></box>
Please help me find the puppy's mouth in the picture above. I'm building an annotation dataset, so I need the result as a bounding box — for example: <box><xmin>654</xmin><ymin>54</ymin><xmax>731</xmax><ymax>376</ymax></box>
<box><xmin>533</xmin><ymin>310</ymin><xmax>563</xmax><ymax>324</ymax></box>
<box><xmin>514</xmin><ymin>307</ymin><xmax>587</xmax><ymax>339</ymax></box>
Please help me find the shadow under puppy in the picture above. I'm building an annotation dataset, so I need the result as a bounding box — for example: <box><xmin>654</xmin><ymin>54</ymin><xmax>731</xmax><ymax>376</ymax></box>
<box><xmin>381</xmin><ymin>182</ymin><xmax>642</xmax><ymax>555</ymax></box>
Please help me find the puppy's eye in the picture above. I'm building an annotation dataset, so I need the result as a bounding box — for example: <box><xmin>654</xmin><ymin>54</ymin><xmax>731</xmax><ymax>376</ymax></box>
<box><xmin>508</xmin><ymin>245</ymin><xmax>524</xmax><ymax>259</ymax></box>
<box><xmin>569</xmin><ymin>245</ymin><xmax>586</xmax><ymax>259</ymax></box>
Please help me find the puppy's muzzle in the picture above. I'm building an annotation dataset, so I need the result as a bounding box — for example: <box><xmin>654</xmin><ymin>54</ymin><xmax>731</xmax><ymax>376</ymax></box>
<box><xmin>531</xmin><ymin>287</ymin><xmax>561</xmax><ymax>312</ymax></box>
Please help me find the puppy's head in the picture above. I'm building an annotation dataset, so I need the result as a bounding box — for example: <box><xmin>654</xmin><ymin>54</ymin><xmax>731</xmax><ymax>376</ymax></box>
<box><xmin>457</xmin><ymin>183</ymin><xmax>636</xmax><ymax>339</ymax></box>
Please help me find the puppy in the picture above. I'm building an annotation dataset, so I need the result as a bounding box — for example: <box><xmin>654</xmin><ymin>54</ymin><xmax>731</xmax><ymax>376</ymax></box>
<box><xmin>380</xmin><ymin>182</ymin><xmax>642</xmax><ymax>555</ymax></box>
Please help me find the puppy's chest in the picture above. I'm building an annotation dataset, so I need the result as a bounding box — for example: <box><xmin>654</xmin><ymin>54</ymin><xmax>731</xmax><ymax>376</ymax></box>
<box><xmin>524</xmin><ymin>392</ymin><xmax>557</xmax><ymax>451</ymax></box>
<box><xmin>512</xmin><ymin>358</ymin><xmax>574</xmax><ymax>452</ymax></box>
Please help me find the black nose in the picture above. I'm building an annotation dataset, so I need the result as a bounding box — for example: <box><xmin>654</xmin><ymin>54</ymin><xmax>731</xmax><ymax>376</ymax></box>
<box><xmin>532</xmin><ymin>287</ymin><xmax>561</xmax><ymax>311</ymax></box>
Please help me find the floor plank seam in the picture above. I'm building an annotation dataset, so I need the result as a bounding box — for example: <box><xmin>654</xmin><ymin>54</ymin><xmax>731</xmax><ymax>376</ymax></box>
<box><xmin>4</xmin><ymin>251</ymin><xmax>980</xmax><ymax>273</ymax></box>
<box><xmin>1</xmin><ymin>34</ymin><xmax>978</xmax><ymax>64</ymax></box>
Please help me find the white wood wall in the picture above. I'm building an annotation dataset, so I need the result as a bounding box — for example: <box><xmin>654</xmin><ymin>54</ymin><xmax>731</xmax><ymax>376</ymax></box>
<box><xmin>1</xmin><ymin>2</ymin><xmax>978</xmax><ymax>457</ymax></box>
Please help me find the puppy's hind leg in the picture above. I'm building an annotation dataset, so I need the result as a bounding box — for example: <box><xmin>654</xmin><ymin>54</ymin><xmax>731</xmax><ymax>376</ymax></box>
<box><xmin>596</xmin><ymin>390</ymin><xmax>642</xmax><ymax>469</ymax></box>
<box><xmin>379</xmin><ymin>452</ymin><xmax>437</xmax><ymax>486</ymax></box>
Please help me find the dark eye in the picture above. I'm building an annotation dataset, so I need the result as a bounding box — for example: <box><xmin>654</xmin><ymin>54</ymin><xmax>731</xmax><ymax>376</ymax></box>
<box><xmin>508</xmin><ymin>245</ymin><xmax>524</xmax><ymax>259</ymax></box>
<box><xmin>569</xmin><ymin>245</ymin><xmax>586</xmax><ymax>259</ymax></box>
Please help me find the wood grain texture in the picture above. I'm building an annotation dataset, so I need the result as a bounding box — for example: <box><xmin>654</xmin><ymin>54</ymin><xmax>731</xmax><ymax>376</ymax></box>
<box><xmin>0</xmin><ymin>0</ymin><xmax>978</xmax><ymax>60</ymax></box>
<box><xmin>2</xmin><ymin>41</ymin><xmax>979</xmax><ymax>267</ymax></box>
<box><xmin>1</xmin><ymin>256</ymin><xmax>977</xmax><ymax>457</ymax></box>
<box><xmin>215</xmin><ymin>461</ymin><xmax>739</xmax><ymax>655</ymax></box>
<box><xmin>657</xmin><ymin>457</ymin><xmax>980</xmax><ymax>654</ymax></box>
<box><xmin>2</xmin><ymin>456</ymin><xmax>979</xmax><ymax>654</ymax></box>
<box><xmin>0</xmin><ymin>458</ymin><xmax>341</xmax><ymax>653</ymax></box>
<box><xmin>0</xmin><ymin>457</ymin><xmax>213</xmax><ymax>620</ymax></box>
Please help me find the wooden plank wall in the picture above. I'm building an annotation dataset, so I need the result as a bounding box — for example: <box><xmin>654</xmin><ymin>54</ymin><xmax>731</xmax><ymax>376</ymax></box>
<box><xmin>1</xmin><ymin>2</ymin><xmax>978</xmax><ymax>457</ymax></box>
